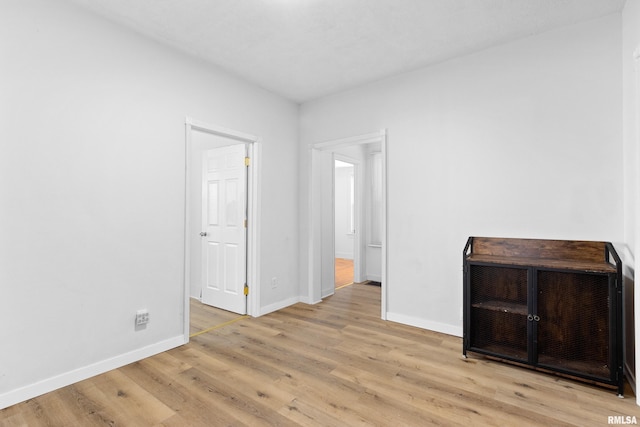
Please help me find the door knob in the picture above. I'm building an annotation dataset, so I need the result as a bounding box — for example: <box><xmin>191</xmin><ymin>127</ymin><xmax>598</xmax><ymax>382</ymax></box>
<box><xmin>199</xmin><ymin>232</ymin><xmax>207</xmax><ymax>237</ymax></box>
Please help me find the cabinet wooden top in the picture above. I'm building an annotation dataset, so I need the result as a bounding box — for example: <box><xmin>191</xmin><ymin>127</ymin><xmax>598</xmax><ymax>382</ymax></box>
<box><xmin>465</xmin><ymin>237</ymin><xmax>618</xmax><ymax>273</ymax></box>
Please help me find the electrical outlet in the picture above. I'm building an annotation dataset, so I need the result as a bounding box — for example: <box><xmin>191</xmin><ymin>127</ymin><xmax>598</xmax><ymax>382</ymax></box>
<box><xmin>271</xmin><ymin>277</ymin><xmax>278</xmax><ymax>288</ymax></box>
<box><xmin>135</xmin><ymin>309</ymin><xmax>149</xmax><ymax>326</ymax></box>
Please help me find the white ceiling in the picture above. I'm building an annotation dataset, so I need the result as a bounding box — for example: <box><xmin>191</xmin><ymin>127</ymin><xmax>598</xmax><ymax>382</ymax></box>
<box><xmin>67</xmin><ymin>0</ymin><xmax>626</xmax><ymax>103</ymax></box>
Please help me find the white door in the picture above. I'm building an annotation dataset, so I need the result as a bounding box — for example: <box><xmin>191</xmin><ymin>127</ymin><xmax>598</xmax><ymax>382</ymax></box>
<box><xmin>201</xmin><ymin>144</ymin><xmax>247</xmax><ymax>314</ymax></box>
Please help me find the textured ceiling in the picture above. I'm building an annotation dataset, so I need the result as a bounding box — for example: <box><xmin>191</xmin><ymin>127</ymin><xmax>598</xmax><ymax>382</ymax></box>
<box><xmin>67</xmin><ymin>0</ymin><xmax>626</xmax><ymax>103</ymax></box>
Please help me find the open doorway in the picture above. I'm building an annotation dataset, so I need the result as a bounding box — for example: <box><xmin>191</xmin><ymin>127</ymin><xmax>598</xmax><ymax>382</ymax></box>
<box><xmin>334</xmin><ymin>158</ymin><xmax>356</xmax><ymax>288</ymax></box>
<box><xmin>309</xmin><ymin>130</ymin><xmax>388</xmax><ymax>319</ymax></box>
<box><xmin>183</xmin><ymin>117</ymin><xmax>261</xmax><ymax>342</ymax></box>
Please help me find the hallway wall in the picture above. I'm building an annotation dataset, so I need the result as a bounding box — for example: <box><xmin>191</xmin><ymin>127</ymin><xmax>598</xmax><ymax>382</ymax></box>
<box><xmin>0</xmin><ymin>0</ymin><xmax>298</xmax><ymax>408</ymax></box>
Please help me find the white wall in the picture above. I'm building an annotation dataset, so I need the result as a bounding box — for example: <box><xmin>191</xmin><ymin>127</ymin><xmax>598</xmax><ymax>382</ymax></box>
<box><xmin>623</xmin><ymin>0</ymin><xmax>640</xmax><ymax>269</ymax></box>
<box><xmin>0</xmin><ymin>0</ymin><xmax>298</xmax><ymax>408</ymax></box>
<box><xmin>623</xmin><ymin>0</ymin><xmax>640</xmax><ymax>403</ymax></box>
<box><xmin>299</xmin><ymin>15</ymin><xmax>623</xmax><ymax>335</ymax></box>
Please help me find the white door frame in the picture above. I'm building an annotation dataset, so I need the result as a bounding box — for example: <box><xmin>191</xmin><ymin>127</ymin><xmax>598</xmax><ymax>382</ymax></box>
<box><xmin>309</xmin><ymin>130</ymin><xmax>388</xmax><ymax>319</ymax></box>
<box><xmin>633</xmin><ymin>44</ymin><xmax>640</xmax><ymax>406</ymax></box>
<box><xmin>183</xmin><ymin>117</ymin><xmax>261</xmax><ymax>342</ymax></box>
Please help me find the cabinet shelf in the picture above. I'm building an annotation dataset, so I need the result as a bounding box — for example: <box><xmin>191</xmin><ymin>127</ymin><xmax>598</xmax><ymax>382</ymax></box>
<box><xmin>469</xmin><ymin>343</ymin><xmax>528</xmax><ymax>361</ymax></box>
<box><xmin>463</xmin><ymin>236</ymin><xmax>623</xmax><ymax>396</ymax></box>
<box><xmin>471</xmin><ymin>300</ymin><xmax>527</xmax><ymax>316</ymax></box>
<box><xmin>537</xmin><ymin>355</ymin><xmax>610</xmax><ymax>379</ymax></box>
<box><xmin>466</xmin><ymin>254</ymin><xmax>616</xmax><ymax>274</ymax></box>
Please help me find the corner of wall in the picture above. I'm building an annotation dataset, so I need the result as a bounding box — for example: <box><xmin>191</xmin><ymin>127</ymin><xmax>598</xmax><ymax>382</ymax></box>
<box><xmin>0</xmin><ymin>335</ymin><xmax>184</xmax><ymax>411</ymax></box>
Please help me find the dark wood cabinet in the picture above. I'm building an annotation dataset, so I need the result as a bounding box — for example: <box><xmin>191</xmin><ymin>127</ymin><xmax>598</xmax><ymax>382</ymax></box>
<box><xmin>463</xmin><ymin>237</ymin><xmax>623</xmax><ymax>396</ymax></box>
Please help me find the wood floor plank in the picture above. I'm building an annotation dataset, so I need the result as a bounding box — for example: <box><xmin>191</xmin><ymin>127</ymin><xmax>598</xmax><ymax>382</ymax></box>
<box><xmin>120</xmin><ymin>358</ymin><xmax>240</xmax><ymax>426</ymax></box>
<box><xmin>189</xmin><ymin>298</ymin><xmax>244</xmax><ymax>336</ymax></box>
<box><xmin>72</xmin><ymin>369</ymin><xmax>175</xmax><ymax>425</ymax></box>
<box><xmin>176</xmin><ymin>344</ymin><xmax>298</xmax><ymax>411</ymax></box>
<box><xmin>1</xmin><ymin>283</ymin><xmax>638</xmax><ymax>426</ymax></box>
<box><xmin>335</xmin><ymin>258</ymin><xmax>354</xmax><ymax>287</ymax></box>
<box><xmin>5</xmin><ymin>392</ymin><xmax>91</xmax><ymax>427</ymax></box>
<box><xmin>276</xmin><ymin>397</ymin><xmax>361</xmax><ymax>427</ymax></box>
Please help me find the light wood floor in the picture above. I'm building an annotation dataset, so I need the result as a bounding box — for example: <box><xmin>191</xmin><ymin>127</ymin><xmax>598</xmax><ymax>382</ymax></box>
<box><xmin>335</xmin><ymin>258</ymin><xmax>354</xmax><ymax>287</ymax></box>
<box><xmin>2</xmin><ymin>284</ymin><xmax>638</xmax><ymax>426</ymax></box>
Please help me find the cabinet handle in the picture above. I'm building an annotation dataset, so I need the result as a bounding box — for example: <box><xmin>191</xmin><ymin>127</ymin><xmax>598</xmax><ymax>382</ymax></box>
<box><xmin>527</xmin><ymin>314</ymin><xmax>534</xmax><ymax>321</ymax></box>
<box><xmin>533</xmin><ymin>315</ymin><xmax>540</xmax><ymax>322</ymax></box>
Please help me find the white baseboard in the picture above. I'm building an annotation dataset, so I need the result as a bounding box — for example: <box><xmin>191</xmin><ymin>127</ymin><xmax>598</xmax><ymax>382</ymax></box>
<box><xmin>0</xmin><ymin>335</ymin><xmax>185</xmax><ymax>410</ymax></box>
<box><xmin>386</xmin><ymin>312</ymin><xmax>462</xmax><ymax>338</ymax></box>
<box><xmin>366</xmin><ymin>274</ymin><xmax>382</xmax><ymax>282</ymax></box>
<box><xmin>322</xmin><ymin>290</ymin><xmax>335</xmax><ymax>298</ymax></box>
<box><xmin>298</xmin><ymin>296</ymin><xmax>322</xmax><ymax>305</ymax></box>
<box><xmin>258</xmin><ymin>296</ymin><xmax>300</xmax><ymax>316</ymax></box>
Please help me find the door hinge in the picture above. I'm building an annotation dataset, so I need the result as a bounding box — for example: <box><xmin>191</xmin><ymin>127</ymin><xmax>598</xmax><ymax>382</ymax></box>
<box><xmin>244</xmin><ymin>284</ymin><xmax>249</xmax><ymax>296</ymax></box>
<box><xmin>244</xmin><ymin>219</ymin><xmax>248</xmax><ymax>228</ymax></box>
<box><xmin>244</xmin><ymin>157</ymin><xmax>250</xmax><ymax>167</ymax></box>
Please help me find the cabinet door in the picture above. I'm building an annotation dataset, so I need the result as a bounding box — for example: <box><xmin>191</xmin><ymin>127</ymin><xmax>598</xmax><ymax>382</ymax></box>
<box><xmin>536</xmin><ymin>270</ymin><xmax>611</xmax><ymax>381</ymax></box>
<box><xmin>468</xmin><ymin>264</ymin><xmax>529</xmax><ymax>362</ymax></box>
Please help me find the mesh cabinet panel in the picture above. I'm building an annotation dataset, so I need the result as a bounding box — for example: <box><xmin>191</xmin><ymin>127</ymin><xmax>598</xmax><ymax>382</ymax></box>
<box><xmin>536</xmin><ymin>270</ymin><xmax>610</xmax><ymax>380</ymax></box>
<box><xmin>469</xmin><ymin>265</ymin><xmax>528</xmax><ymax>361</ymax></box>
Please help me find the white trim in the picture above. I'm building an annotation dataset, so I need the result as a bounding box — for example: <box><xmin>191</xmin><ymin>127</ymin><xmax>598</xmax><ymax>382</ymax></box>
<box><xmin>186</xmin><ymin>116</ymin><xmax>258</xmax><ymax>143</ymax></box>
<box><xmin>0</xmin><ymin>335</ymin><xmax>184</xmax><ymax>410</ymax></box>
<box><xmin>313</xmin><ymin>130</ymin><xmax>386</xmax><ymax>151</ymax></box>
<box><xmin>380</xmin><ymin>133</ymin><xmax>388</xmax><ymax>320</ymax></box>
<box><xmin>247</xmin><ymin>140</ymin><xmax>262</xmax><ymax>317</ymax></box>
<box><xmin>386</xmin><ymin>313</ymin><xmax>462</xmax><ymax>338</ymax></box>
<box><xmin>309</xmin><ymin>129</ymin><xmax>388</xmax><ymax>320</ymax></box>
<box><xmin>634</xmin><ymin>46</ymin><xmax>640</xmax><ymax>406</ymax></box>
<box><xmin>183</xmin><ymin>121</ymin><xmax>193</xmax><ymax>343</ymax></box>
<box><xmin>258</xmin><ymin>296</ymin><xmax>300</xmax><ymax>317</ymax></box>
<box><xmin>184</xmin><ymin>118</ymin><xmax>261</xmax><ymax>344</ymax></box>
<box><xmin>308</xmin><ymin>149</ymin><xmax>323</xmax><ymax>304</ymax></box>
<box><xmin>298</xmin><ymin>295</ymin><xmax>322</xmax><ymax>305</ymax></box>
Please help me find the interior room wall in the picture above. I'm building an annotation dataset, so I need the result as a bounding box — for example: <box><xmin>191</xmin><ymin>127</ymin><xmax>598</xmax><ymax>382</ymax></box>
<box><xmin>0</xmin><ymin>0</ymin><xmax>298</xmax><ymax>408</ymax></box>
<box><xmin>299</xmin><ymin>14</ymin><xmax>623</xmax><ymax>336</ymax></box>
<box><xmin>623</xmin><ymin>0</ymin><xmax>640</xmax><ymax>402</ymax></box>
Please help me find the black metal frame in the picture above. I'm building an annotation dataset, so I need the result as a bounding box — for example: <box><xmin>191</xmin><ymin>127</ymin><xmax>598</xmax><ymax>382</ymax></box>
<box><xmin>463</xmin><ymin>237</ymin><xmax>624</xmax><ymax>396</ymax></box>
